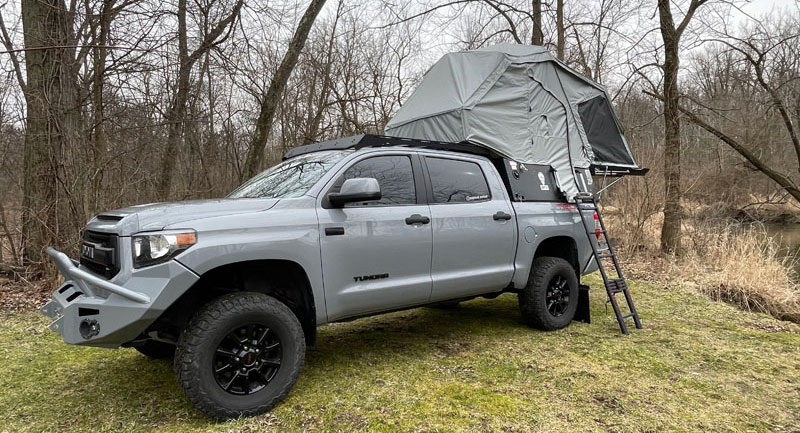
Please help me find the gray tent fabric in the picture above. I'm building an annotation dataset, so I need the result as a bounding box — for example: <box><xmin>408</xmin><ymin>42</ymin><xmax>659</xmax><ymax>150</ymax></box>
<box><xmin>384</xmin><ymin>44</ymin><xmax>639</xmax><ymax>200</ymax></box>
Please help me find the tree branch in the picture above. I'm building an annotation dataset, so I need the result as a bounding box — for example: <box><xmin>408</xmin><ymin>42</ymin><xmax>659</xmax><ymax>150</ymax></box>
<box><xmin>644</xmin><ymin>90</ymin><xmax>800</xmax><ymax>201</ymax></box>
<box><xmin>0</xmin><ymin>9</ymin><xmax>26</xmax><ymax>93</ymax></box>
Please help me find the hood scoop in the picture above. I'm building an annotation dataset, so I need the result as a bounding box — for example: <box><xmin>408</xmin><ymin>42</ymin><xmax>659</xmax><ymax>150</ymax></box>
<box><xmin>95</xmin><ymin>214</ymin><xmax>125</xmax><ymax>222</ymax></box>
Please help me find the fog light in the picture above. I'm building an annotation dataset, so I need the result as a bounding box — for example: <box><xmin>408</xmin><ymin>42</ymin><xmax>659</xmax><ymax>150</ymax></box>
<box><xmin>79</xmin><ymin>319</ymin><xmax>100</xmax><ymax>339</ymax></box>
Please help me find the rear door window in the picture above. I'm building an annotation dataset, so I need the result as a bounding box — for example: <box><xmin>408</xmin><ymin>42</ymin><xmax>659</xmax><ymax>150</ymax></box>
<box><xmin>425</xmin><ymin>157</ymin><xmax>491</xmax><ymax>203</ymax></box>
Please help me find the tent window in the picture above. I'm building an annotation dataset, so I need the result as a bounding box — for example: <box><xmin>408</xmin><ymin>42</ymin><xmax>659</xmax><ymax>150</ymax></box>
<box><xmin>577</xmin><ymin>96</ymin><xmax>634</xmax><ymax>166</ymax></box>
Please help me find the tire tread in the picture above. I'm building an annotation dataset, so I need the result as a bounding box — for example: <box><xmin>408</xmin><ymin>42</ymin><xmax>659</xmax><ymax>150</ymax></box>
<box><xmin>519</xmin><ymin>256</ymin><xmax>578</xmax><ymax>331</ymax></box>
<box><xmin>174</xmin><ymin>292</ymin><xmax>305</xmax><ymax>420</ymax></box>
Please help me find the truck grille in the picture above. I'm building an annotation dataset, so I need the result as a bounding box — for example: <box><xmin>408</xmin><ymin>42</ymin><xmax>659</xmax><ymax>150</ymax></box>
<box><xmin>79</xmin><ymin>230</ymin><xmax>120</xmax><ymax>279</ymax></box>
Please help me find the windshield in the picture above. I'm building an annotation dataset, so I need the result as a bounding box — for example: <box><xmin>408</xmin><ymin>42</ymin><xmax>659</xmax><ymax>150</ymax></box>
<box><xmin>228</xmin><ymin>150</ymin><xmax>349</xmax><ymax>199</ymax></box>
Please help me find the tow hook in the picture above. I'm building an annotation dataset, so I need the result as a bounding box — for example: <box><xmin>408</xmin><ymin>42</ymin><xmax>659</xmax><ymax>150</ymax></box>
<box><xmin>79</xmin><ymin>319</ymin><xmax>100</xmax><ymax>339</ymax></box>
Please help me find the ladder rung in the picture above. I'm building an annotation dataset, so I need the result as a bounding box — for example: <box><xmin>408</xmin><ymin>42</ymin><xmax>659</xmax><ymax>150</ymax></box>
<box><xmin>597</xmin><ymin>253</ymin><xmax>614</xmax><ymax>259</ymax></box>
<box><xmin>605</xmin><ymin>278</ymin><xmax>627</xmax><ymax>292</ymax></box>
<box><xmin>621</xmin><ymin>313</ymin><xmax>637</xmax><ymax>320</ymax></box>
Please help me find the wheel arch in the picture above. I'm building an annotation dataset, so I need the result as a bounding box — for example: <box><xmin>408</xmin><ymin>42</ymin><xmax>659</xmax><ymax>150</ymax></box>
<box><xmin>532</xmin><ymin>235</ymin><xmax>580</xmax><ymax>277</ymax></box>
<box><xmin>147</xmin><ymin>259</ymin><xmax>318</xmax><ymax>347</ymax></box>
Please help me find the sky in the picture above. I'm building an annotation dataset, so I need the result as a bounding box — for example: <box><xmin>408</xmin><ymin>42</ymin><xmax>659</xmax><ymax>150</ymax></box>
<box><xmin>742</xmin><ymin>0</ymin><xmax>798</xmax><ymax>15</ymax></box>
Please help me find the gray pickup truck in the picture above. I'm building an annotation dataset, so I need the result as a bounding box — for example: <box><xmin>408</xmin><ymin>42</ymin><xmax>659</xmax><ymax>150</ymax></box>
<box><xmin>43</xmin><ymin>134</ymin><xmax>599</xmax><ymax>419</ymax></box>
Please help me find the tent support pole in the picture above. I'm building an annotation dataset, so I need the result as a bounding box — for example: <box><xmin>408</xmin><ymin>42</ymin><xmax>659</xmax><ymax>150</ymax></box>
<box><xmin>595</xmin><ymin>176</ymin><xmax>623</xmax><ymax>197</ymax></box>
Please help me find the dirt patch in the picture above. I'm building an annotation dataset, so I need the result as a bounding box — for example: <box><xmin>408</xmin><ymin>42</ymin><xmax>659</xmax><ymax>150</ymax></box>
<box><xmin>0</xmin><ymin>278</ymin><xmax>50</xmax><ymax>312</ymax></box>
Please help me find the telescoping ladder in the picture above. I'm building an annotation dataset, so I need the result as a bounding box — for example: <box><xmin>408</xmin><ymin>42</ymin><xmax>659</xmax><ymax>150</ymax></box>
<box><xmin>574</xmin><ymin>192</ymin><xmax>642</xmax><ymax>334</ymax></box>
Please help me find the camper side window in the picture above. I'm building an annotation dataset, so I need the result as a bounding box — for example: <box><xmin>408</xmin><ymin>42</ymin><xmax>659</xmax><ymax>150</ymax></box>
<box><xmin>425</xmin><ymin>157</ymin><xmax>491</xmax><ymax>204</ymax></box>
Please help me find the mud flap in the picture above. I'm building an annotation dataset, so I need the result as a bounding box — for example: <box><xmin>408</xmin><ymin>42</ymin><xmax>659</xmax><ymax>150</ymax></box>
<box><xmin>574</xmin><ymin>284</ymin><xmax>591</xmax><ymax>324</ymax></box>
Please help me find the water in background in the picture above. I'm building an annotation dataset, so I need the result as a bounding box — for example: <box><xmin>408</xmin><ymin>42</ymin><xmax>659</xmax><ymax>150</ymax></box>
<box><xmin>765</xmin><ymin>223</ymin><xmax>800</xmax><ymax>272</ymax></box>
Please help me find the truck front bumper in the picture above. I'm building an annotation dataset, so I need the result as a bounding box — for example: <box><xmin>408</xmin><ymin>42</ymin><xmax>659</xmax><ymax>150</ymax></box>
<box><xmin>42</xmin><ymin>247</ymin><xmax>199</xmax><ymax>348</ymax></box>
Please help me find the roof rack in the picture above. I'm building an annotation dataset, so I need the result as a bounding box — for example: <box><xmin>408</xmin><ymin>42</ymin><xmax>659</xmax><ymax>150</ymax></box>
<box><xmin>283</xmin><ymin>134</ymin><xmax>500</xmax><ymax>160</ymax></box>
<box><xmin>284</xmin><ymin>134</ymin><xmax>649</xmax><ymax>178</ymax></box>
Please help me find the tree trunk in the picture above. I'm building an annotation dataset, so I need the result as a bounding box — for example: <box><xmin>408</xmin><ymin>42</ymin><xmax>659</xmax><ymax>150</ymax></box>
<box><xmin>89</xmin><ymin>0</ymin><xmax>114</xmax><ymax>214</ymax></box>
<box><xmin>556</xmin><ymin>0</ymin><xmax>564</xmax><ymax>60</ymax></box>
<box><xmin>157</xmin><ymin>0</ymin><xmax>243</xmax><ymax>199</ymax></box>
<box><xmin>531</xmin><ymin>0</ymin><xmax>543</xmax><ymax>46</ymax></box>
<box><xmin>657</xmin><ymin>0</ymin><xmax>682</xmax><ymax>254</ymax></box>
<box><xmin>157</xmin><ymin>0</ymin><xmax>191</xmax><ymax>199</ymax></box>
<box><xmin>21</xmin><ymin>0</ymin><xmax>80</xmax><ymax>269</ymax></box>
<box><xmin>242</xmin><ymin>0</ymin><xmax>328</xmax><ymax>180</ymax></box>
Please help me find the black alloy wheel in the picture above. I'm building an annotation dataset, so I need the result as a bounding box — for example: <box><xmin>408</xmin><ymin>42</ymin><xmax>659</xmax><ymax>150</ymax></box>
<box><xmin>213</xmin><ymin>324</ymin><xmax>282</xmax><ymax>395</ymax></box>
<box><xmin>175</xmin><ymin>292</ymin><xmax>305</xmax><ymax>419</ymax></box>
<box><xmin>519</xmin><ymin>256</ymin><xmax>579</xmax><ymax>330</ymax></box>
<box><xmin>545</xmin><ymin>275</ymin><xmax>571</xmax><ymax>317</ymax></box>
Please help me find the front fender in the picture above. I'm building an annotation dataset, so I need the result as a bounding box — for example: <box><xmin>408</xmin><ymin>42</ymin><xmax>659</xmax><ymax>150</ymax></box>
<box><xmin>173</xmin><ymin>200</ymin><xmax>326</xmax><ymax>324</ymax></box>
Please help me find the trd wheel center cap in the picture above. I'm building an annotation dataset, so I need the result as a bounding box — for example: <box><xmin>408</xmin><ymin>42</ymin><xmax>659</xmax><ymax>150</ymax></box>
<box><xmin>242</xmin><ymin>351</ymin><xmax>256</xmax><ymax>367</ymax></box>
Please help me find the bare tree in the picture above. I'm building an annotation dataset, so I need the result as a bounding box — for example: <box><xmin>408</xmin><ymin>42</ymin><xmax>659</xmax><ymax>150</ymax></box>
<box><xmin>156</xmin><ymin>0</ymin><xmax>244</xmax><ymax>199</ymax></box>
<box><xmin>241</xmin><ymin>0</ymin><xmax>328</xmax><ymax>180</ymax></box>
<box><xmin>532</xmin><ymin>0</ymin><xmax>542</xmax><ymax>45</ymax></box>
<box><xmin>556</xmin><ymin>0</ymin><xmax>564</xmax><ymax>59</ymax></box>
<box><xmin>20</xmin><ymin>0</ymin><xmax>82</xmax><ymax>269</ymax></box>
<box><xmin>651</xmin><ymin>13</ymin><xmax>800</xmax><ymax>202</ymax></box>
<box><xmin>656</xmin><ymin>0</ymin><xmax>708</xmax><ymax>254</ymax></box>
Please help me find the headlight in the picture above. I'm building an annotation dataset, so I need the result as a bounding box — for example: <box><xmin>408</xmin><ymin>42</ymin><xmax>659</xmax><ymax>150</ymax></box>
<box><xmin>131</xmin><ymin>230</ymin><xmax>196</xmax><ymax>268</ymax></box>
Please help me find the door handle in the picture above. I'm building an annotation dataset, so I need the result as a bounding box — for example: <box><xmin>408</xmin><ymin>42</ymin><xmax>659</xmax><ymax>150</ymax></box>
<box><xmin>325</xmin><ymin>227</ymin><xmax>345</xmax><ymax>236</ymax></box>
<box><xmin>493</xmin><ymin>211</ymin><xmax>512</xmax><ymax>221</ymax></box>
<box><xmin>405</xmin><ymin>214</ymin><xmax>430</xmax><ymax>225</ymax></box>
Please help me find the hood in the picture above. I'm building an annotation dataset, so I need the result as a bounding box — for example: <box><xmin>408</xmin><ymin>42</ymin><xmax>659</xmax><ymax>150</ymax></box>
<box><xmin>86</xmin><ymin>198</ymin><xmax>279</xmax><ymax>235</ymax></box>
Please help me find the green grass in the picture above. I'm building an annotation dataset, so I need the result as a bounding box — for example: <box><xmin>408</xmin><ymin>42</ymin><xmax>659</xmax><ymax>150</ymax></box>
<box><xmin>1</xmin><ymin>276</ymin><xmax>799</xmax><ymax>433</ymax></box>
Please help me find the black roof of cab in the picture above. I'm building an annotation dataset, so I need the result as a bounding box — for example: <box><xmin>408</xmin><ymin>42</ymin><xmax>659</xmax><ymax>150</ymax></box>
<box><xmin>283</xmin><ymin>134</ymin><xmax>498</xmax><ymax>161</ymax></box>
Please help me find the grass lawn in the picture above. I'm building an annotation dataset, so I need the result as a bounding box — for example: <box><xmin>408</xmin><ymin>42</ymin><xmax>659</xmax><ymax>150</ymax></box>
<box><xmin>1</xmin><ymin>275</ymin><xmax>799</xmax><ymax>433</ymax></box>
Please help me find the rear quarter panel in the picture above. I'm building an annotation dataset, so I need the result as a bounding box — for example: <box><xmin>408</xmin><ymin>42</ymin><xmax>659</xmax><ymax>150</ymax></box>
<box><xmin>511</xmin><ymin>201</ymin><xmax>596</xmax><ymax>288</ymax></box>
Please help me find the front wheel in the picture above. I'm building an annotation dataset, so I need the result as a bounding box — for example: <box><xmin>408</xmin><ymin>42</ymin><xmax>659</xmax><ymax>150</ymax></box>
<box><xmin>519</xmin><ymin>257</ymin><xmax>579</xmax><ymax>330</ymax></box>
<box><xmin>174</xmin><ymin>292</ymin><xmax>305</xmax><ymax>419</ymax></box>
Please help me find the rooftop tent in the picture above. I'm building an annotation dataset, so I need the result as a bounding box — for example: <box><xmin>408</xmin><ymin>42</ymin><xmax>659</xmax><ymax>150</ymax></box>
<box><xmin>384</xmin><ymin>44</ymin><xmax>642</xmax><ymax>199</ymax></box>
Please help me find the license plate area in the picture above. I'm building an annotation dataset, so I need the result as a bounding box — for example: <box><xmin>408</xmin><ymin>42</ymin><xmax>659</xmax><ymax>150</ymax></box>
<box><xmin>79</xmin><ymin>233</ymin><xmax>118</xmax><ymax>278</ymax></box>
<box><xmin>81</xmin><ymin>241</ymin><xmax>113</xmax><ymax>265</ymax></box>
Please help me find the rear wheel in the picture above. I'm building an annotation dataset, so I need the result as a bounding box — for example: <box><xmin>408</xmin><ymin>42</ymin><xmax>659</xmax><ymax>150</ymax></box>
<box><xmin>174</xmin><ymin>292</ymin><xmax>305</xmax><ymax>419</ymax></box>
<box><xmin>519</xmin><ymin>257</ymin><xmax>578</xmax><ymax>330</ymax></box>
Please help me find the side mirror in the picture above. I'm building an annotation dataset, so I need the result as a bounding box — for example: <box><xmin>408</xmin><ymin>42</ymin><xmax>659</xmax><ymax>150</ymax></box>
<box><xmin>329</xmin><ymin>178</ymin><xmax>382</xmax><ymax>208</ymax></box>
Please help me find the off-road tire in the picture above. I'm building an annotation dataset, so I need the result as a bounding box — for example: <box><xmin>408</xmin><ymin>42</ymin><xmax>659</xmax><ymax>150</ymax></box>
<box><xmin>519</xmin><ymin>257</ymin><xmax>579</xmax><ymax>330</ymax></box>
<box><xmin>174</xmin><ymin>292</ymin><xmax>305</xmax><ymax>420</ymax></box>
<box><xmin>134</xmin><ymin>340</ymin><xmax>176</xmax><ymax>359</ymax></box>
